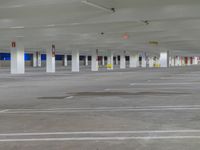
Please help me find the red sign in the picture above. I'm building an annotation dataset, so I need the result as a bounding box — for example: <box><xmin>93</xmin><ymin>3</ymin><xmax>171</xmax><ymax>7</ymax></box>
<box><xmin>52</xmin><ymin>44</ymin><xmax>55</xmax><ymax>57</ymax></box>
<box><xmin>11</xmin><ymin>41</ymin><xmax>16</xmax><ymax>48</ymax></box>
<box><xmin>122</xmin><ymin>33</ymin><xmax>129</xmax><ymax>40</ymax></box>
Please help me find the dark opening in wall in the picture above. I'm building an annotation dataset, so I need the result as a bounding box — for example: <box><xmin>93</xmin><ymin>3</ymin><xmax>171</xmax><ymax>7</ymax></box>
<box><xmin>80</xmin><ymin>55</ymin><xmax>85</xmax><ymax>61</ymax></box>
<box><xmin>25</xmin><ymin>54</ymin><xmax>32</xmax><ymax>61</ymax></box>
<box><xmin>56</xmin><ymin>55</ymin><xmax>63</xmax><ymax>61</ymax></box>
<box><xmin>88</xmin><ymin>56</ymin><xmax>92</xmax><ymax>61</ymax></box>
<box><xmin>41</xmin><ymin>54</ymin><xmax>46</xmax><ymax>61</ymax></box>
<box><xmin>0</xmin><ymin>53</ymin><xmax>32</xmax><ymax>61</ymax></box>
<box><xmin>139</xmin><ymin>56</ymin><xmax>142</xmax><ymax>61</ymax></box>
<box><xmin>67</xmin><ymin>55</ymin><xmax>72</xmax><ymax>61</ymax></box>
<box><xmin>125</xmin><ymin>56</ymin><xmax>129</xmax><ymax>61</ymax></box>
<box><xmin>0</xmin><ymin>53</ymin><xmax>10</xmax><ymax>60</ymax></box>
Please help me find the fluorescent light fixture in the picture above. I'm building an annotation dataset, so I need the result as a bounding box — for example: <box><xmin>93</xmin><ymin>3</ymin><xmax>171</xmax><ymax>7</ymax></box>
<box><xmin>10</xmin><ymin>26</ymin><xmax>25</xmax><ymax>29</ymax></box>
<box><xmin>47</xmin><ymin>24</ymin><xmax>56</xmax><ymax>27</ymax></box>
<box><xmin>16</xmin><ymin>36</ymin><xmax>24</xmax><ymax>38</ymax></box>
<box><xmin>82</xmin><ymin>0</ymin><xmax>114</xmax><ymax>13</ymax></box>
<box><xmin>11</xmin><ymin>4</ymin><xmax>24</xmax><ymax>8</ymax></box>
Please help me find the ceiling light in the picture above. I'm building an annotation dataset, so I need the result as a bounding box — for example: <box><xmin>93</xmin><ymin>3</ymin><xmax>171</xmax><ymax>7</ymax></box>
<box><xmin>82</xmin><ymin>0</ymin><xmax>115</xmax><ymax>13</ymax></box>
<box><xmin>149</xmin><ymin>41</ymin><xmax>159</xmax><ymax>45</ymax></box>
<box><xmin>16</xmin><ymin>36</ymin><xmax>24</xmax><ymax>38</ymax></box>
<box><xmin>47</xmin><ymin>24</ymin><xmax>56</xmax><ymax>27</ymax></box>
<box><xmin>142</xmin><ymin>20</ymin><xmax>150</xmax><ymax>25</ymax></box>
<box><xmin>10</xmin><ymin>4</ymin><xmax>24</xmax><ymax>8</ymax></box>
<box><xmin>10</xmin><ymin>26</ymin><xmax>25</xmax><ymax>29</ymax></box>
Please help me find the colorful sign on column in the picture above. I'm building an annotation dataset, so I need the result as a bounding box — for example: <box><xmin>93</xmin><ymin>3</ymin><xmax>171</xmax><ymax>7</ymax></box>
<box><xmin>52</xmin><ymin>44</ymin><xmax>56</xmax><ymax>57</ymax></box>
<box><xmin>11</xmin><ymin>41</ymin><xmax>16</xmax><ymax>48</ymax></box>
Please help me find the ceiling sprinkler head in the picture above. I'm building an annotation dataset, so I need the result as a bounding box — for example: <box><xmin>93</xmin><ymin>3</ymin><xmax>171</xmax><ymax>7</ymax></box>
<box><xmin>111</xmin><ymin>8</ymin><xmax>115</xmax><ymax>13</ymax></box>
<box><xmin>143</xmin><ymin>20</ymin><xmax>150</xmax><ymax>25</ymax></box>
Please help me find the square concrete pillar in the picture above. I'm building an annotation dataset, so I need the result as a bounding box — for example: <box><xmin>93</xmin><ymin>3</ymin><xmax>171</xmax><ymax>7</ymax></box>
<box><xmin>46</xmin><ymin>45</ymin><xmax>56</xmax><ymax>73</ymax></box>
<box><xmin>64</xmin><ymin>54</ymin><xmax>68</xmax><ymax>66</ymax></box>
<box><xmin>33</xmin><ymin>51</ymin><xmax>41</xmax><ymax>67</ymax></box>
<box><xmin>193</xmin><ymin>57</ymin><xmax>198</xmax><ymax>65</ymax></box>
<box><xmin>171</xmin><ymin>57</ymin><xmax>175</xmax><ymax>67</ymax></box>
<box><xmin>91</xmin><ymin>50</ymin><xmax>98</xmax><ymax>71</ymax></box>
<box><xmin>141</xmin><ymin>56</ymin><xmax>146</xmax><ymax>68</ymax></box>
<box><xmin>102</xmin><ymin>56</ymin><xmax>105</xmax><ymax>66</ymax></box>
<box><xmin>10</xmin><ymin>41</ymin><xmax>25</xmax><ymax>74</ymax></box>
<box><xmin>37</xmin><ymin>52</ymin><xmax>42</xmax><ymax>67</ymax></box>
<box><xmin>107</xmin><ymin>51</ymin><xmax>114</xmax><ymax>70</ymax></box>
<box><xmin>85</xmin><ymin>55</ymin><xmax>88</xmax><ymax>66</ymax></box>
<box><xmin>72</xmin><ymin>50</ymin><xmax>79</xmax><ymax>72</ymax></box>
<box><xmin>33</xmin><ymin>52</ymin><xmax>37</xmax><ymax>67</ymax></box>
<box><xmin>130</xmin><ymin>54</ymin><xmax>139</xmax><ymax>68</ymax></box>
<box><xmin>149</xmin><ymin>57</ymin><xmax>154</xmax><ymax>68</ymax></box>
<box><xmin>120</xmin><ymin>51</ymin><xmax>126</xmax><ymax>69</ymax></box>
<box><xmin>160</xmin><ymin>52</ymin><xmax>169</xmax><ymax>67</ymax></box>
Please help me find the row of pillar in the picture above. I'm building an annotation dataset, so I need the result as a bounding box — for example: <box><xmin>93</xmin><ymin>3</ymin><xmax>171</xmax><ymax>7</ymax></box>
<box><xmin>8</xmin><ymin>41</ymin><xmax>199</xmax><ymax>74</ymax></box>
<box><xmin>170</xmin><ymin>56</ymin><xmax>199</xmax><ymax>67</ymax></box>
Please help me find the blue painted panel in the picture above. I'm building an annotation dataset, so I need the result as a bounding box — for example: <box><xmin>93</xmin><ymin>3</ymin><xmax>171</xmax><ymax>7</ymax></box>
<box><xmin>24</xmin><ymin>53</ymin><xmax>32</xmax><ymax>61</ymax></box>
<box><xmin>0</xmin><ymin>53</ymin><xmax>10</xmax><ymax>60</ymax></box>
<box><xmin>55</xmin><ymin>55</ymin><xmax>63</xmax><ymax>60</ymax></box>
<box><xmin>41</xmin><ymin>54</ymin><xmax>46</xmax><ymax>61</ymax></box>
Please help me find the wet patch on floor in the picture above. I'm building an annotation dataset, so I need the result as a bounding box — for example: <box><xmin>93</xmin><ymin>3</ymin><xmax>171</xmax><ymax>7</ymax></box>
<box><xmin>38</xmin><ymin>91</ymin><xmax>191</xmax><ymax>100</ymax></box>
<box><xmin>37</xmin><ymin>96</ymin><xmax>67</xmax><ymax>100</ymax></box>
<box><xmin>68</xmin><ymin>91</ymin><xmax>191</xmax><ymax>97</ymax></box>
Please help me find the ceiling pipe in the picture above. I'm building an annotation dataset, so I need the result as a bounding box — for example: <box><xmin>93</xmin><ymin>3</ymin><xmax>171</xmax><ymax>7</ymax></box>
<box><xmin>82</xmin><ymin>0</ymin><xmax>115</xmax><ymax>13</ymax></box>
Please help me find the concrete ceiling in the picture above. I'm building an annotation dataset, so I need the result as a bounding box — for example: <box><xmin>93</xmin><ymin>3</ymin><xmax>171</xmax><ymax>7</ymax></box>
<box><xmin>0</xmin><ymin>0</ymin><xmax>200</xmax><ymax>55</ymax></box>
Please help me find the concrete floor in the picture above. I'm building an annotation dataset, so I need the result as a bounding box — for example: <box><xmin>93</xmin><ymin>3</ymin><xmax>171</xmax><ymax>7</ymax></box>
<box><xmin>0</xmin><ymin>66</ymin><xmax>200</xmax><ymax>149</ymax></box>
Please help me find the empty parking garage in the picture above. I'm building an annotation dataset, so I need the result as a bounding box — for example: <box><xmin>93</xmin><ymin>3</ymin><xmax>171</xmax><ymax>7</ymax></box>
<box><xmin>1</xmin><ymin>0</ymin><xmax>200</xmax><ymax>150</ymax></box>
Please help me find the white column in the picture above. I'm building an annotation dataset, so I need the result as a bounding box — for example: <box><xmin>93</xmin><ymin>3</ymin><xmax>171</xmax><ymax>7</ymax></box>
<box><xmin>149</xmin><ymin>57</ymin><xmax>154</xmax><ymax>68</ymax></box>
<box><xmin>107</xmin><ymin>51</ymin><xmax>114</xmax><ymax>70</ymax></box>
<box><xmin>169</xmin><ymin>57</ymin><xmax>172</xmax><ymax>67</ymax></box>
<box><xmin>180</xmin><ymin>57</ymin><xmax>184</xmax><ymax>66</ymax></box>
<box><xmin>120</xmin><ymin>51</ymin><xmax>126</xmax><ymax>69</ymax></box>
<box><xmin>193</xmin><ymin>57</ymin><xmax>198</xmax><ymax>65</ymax></box>
<box><xmin>33</xmin><ymin>52</ymin><xmax>37</xmax><ymax>67</ymax></box>
<box><xmin>175</xmin><ymin>56</ymin><xmax>180</xmax><ymax>66</ymax></box>
<box><xmin>91</xmin><ymin>50</ymin><xmax>98</xmax><ymax>71</ymax></box>
<box><xmin>171</xmin><ymin>57</ymin><xmax>175</xmax><ymax>67</ymax></box>
<box><xmin>102</xmin><ymin>56</ymin><xmax>105</xmax><ymax>66</ymax></box>
<box><xmin>64</xmin><ymin>54</ymin><xmax>68</xmax><ymax>66</ymax></box>
<box><xmin>129</xmin><ymin>54</ymin><xmax>138</xmax><ymax>68</ymax></box>
<box><xmin>160</xmin><ymin>52</ymin><xmax>169</xmax><ymax>67</ymax></box>
<box><xmin>72</xmin><ymin>50</ymin><xmax>79</xmax><ymax>72</ymax></box>
<box><xmin>85</xmin><ymin>55</ymin><xmax>88</xmax><ymax>66</ymax></box>
<box><xmin>115</xmin><ymin>56</ymin><xmax>119</xmax><ymax>66</ymax></box>
<box><xmin>189</xmin><ymin>57</ymin><xmax>192</xmax><ymax>66</ymax></box>
<box><xmin>46</xmin><ymin>45</ymin><xmax>56</xmax><ymax>73</ymax></box>
<box><xmin>37</xmin><ymin>52</ymin><xmax>41</xmax><ymax>67</ymax></box>
<box><xmin>141</xmin><ymin>56</ymin><xmax>146</xmax><ymax>68</ymax></box>
<box><xmin>10</xmin><ymin>41</ymin><xmax>25</xmax><ymax>74</ymax></box>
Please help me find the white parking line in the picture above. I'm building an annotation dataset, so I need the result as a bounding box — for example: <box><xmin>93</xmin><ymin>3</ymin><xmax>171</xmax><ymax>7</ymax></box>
<box><xmin>1</xmin><ymin>136</ymin><xmax>200</xmax><ymax>142</ymax></box>
<box><xmin>66</xmin><ymin>96</ymin><xmax>74</xmax><ymax>99</ymax></box>
<box><xmin>1</xmin><ymin>130</ymin><xmax>200</xmax><ymax>142</ymax></box>
<box><xmin>1</xmin><ymin>130</ymin><xmax>200</xmax><ymax>136</ymax></box>
<box><xmin>130</xmin><ymin>82</ymin><xmax>199</xmax><ymax>86</ymax></box>
<box><xmin>0</xmin><ymin>110</ymin><xmax>8</xmax><ymax>113</ymax></box>
<box><xmin>1</xmin><ymin>105</ymin><xmax>200</xmax><ymax>113</ymax></box>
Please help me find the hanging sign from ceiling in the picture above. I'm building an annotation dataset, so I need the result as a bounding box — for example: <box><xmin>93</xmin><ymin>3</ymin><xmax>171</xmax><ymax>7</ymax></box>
<box><xmin>52</xmin><ymin>44</ymin><xmax>55</xmax><ymax>57</ymax></box>
<box><xmin>11</xmin><ymin>41</ymin><xmax>16</xmax><ymax>48</ymax></box>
